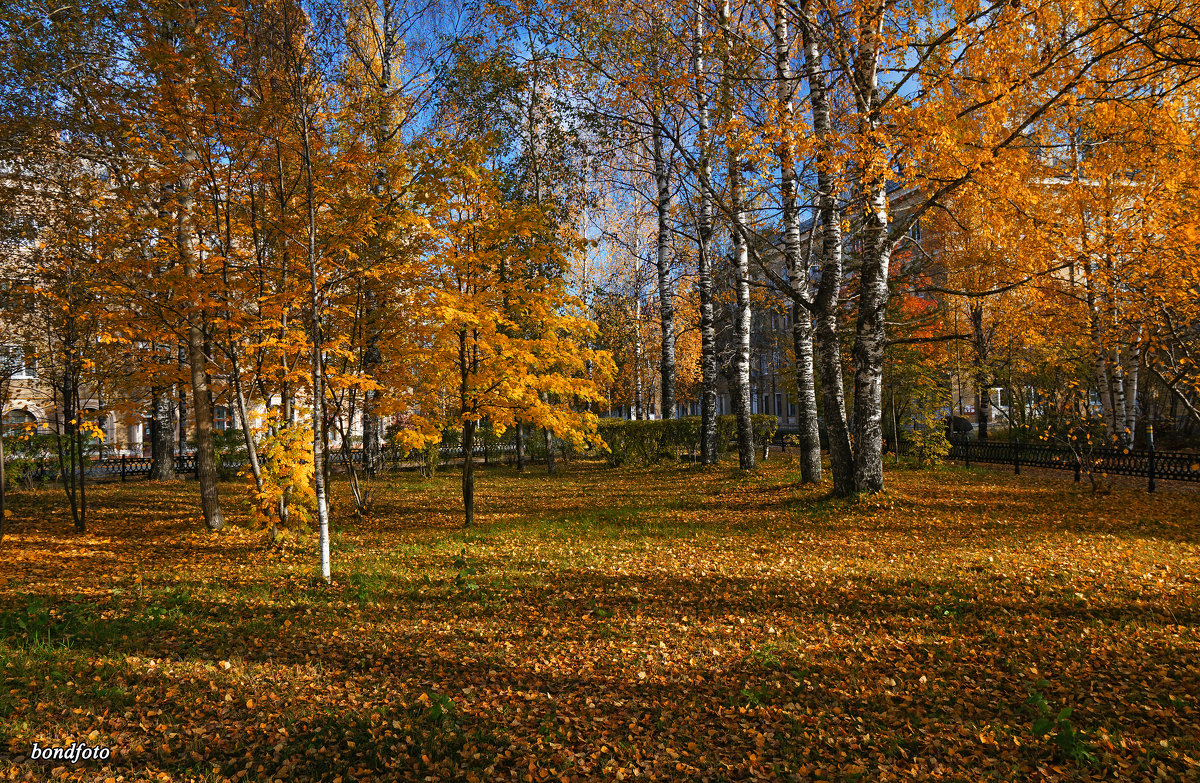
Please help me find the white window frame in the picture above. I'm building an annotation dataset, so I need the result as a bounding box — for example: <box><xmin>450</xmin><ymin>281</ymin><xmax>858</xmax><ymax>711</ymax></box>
<box><xmin>1</xmin><ymin>345</ymin><xmax>36</xmax><ymax>380</ymax></box>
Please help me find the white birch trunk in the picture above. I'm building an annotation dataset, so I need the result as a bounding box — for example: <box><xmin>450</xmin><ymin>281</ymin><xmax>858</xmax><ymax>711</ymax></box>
<box><xmin>634</xmin><ymin>297</ymin><xmax>644</xmax><ymax>420</ymax></box>
<box><xmin>299</xmin><ymin>87</ymin><xmax>331</xmax><ymax>583</ymax></box>
<box><xmin>1110</xmin><ymin>345</ymin><xmax>1128</xmax><ymax>443</ymax></box>
<box><xmin>721</xmin><ymin>0</ymin><xmax>755</xmax><ymax>469</ymax></box>
<box><xmin>849</xmin><ymin>8</ymin><xmax>891</xmax><ymax>494</ymax></box>
<box><xmin>694</xmin><ymin>0</ymin><xmax>719</xmax><ymax>463</ymax></box>
<box><xmin>800</xmin><ymin>0</ymin><xmax>854</xmax><ymax>495</ymax></box>
<box><xmin>1123</xmin><ymin>343</ymin><xmax>1140</xmax><ymax>440</ymax></box>
<box><xmin>652</xmin><ymin>108</ymin><xmax>676</xmax><ymax>420</ymax></box>
<box><xmin>774</xmin><ymin>0</ymin><xmax>821</xmax><ymax>482</ymax></box>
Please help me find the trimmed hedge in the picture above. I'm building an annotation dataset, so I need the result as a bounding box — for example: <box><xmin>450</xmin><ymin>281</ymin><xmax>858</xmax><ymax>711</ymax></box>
<box><xmin>594</xmin><ymin>414</ymin><xmax>778</xmax><ymax>466</ymax></box>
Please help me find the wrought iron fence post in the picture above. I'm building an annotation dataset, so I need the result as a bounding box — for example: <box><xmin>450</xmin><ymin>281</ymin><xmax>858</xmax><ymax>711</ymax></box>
<box><xmin>964</xmin><ymin>439</ymin><xmax>970</xmax><ymax>468</ymax></box>
<box><xmin>1147</xmin><ymin>424</ymin><xmax>1156</xmax><ymax>493</ymax></box>
<box><xmin>121</xmin><ymin>454</ymin><xmax>126</xmax><ymax>482</ymax></box>
<box><xmin>1013</xmin><ymin>437</ymin><xmax>1021</xmax><ymax>475</ymax></box>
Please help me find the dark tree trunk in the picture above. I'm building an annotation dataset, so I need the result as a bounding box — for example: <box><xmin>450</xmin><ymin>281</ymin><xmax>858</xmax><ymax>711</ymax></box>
<box><xmin>149</xmin><ymin>386</ymin><xmax>176</xmax><ymax>479</ymax></box>
<box><xmin>55</xmin><ymin>376</ymin><xmax>85</xmax><ymax>532</ymax></box>
<box><xmin>976</xmin><ymin>382</ymin><xmax>991</xmax><ymax>440</ymax></box>
<box><xmin>544</xmin><ymin>427</ymin><xmax>557</xmax><ymax>474</ymax></box>
<box><xmin>0</xmin><ymin>420</ymin><xmax>5</xmax><ymax>543</ymax></box>
<box><xmin>970</xmin><ymin>304</ymin><xmax>990</xmax><ymax>440</ymax></box>
<box><xmin>177</xmin><ymin>145</ymin><xmax>224</xmax><ymax>531</ymax></box>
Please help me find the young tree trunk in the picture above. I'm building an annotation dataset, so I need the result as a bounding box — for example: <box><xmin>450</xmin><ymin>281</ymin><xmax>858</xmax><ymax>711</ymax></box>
<box><xmin>1111</xmin><ymin>345</ymin><xmax>1131</xmax><ymax>444</ymax></box>
<box><xmin>278</xmin><ymin>386</ymin><xmax>293</xmax><ymax>529</ymax></box>
<box><xmin>176</xmin><ymin>378</ymin><xmax>187</xmax><ymax>455</ymax></box>
<box><xmin>1096</xmin><ymin>358</ymin><xmax>1114</xmax><ymax>437</ymax></box>
<box><xmin>178</xmin><ymin>146</ymin><xmax>224</xmax><ymax>531</ymax></box>
<box><xmin>1083</xmin><ymin>239</ymin><xmax>1117</xmax><ymax>440</ymax></box>
<box><xmin>800</xmin><ymin>0</ymin><xmax>854</xmax><ymax>494</ymax></box>
<box><xmin>231</xmin><ymin>351</ymin><xmax>263</xmax><ymax>495</ymax></box>
<box><xmin>462</xmin><ymin>417</ymin><xmax>476</xmax><ymax>527</ymax></box>
<box><xmin>693</xmin><ymin>0</ymin><xmax>718</xmax><ymax>464</ymax></box>
<box><xmin>1123</xmin><ymin>345</ymin><xmax>1140</xmax><ymax>442</ymax></box>
<box><xmin>361</xmin><ymin>343</ymin><xmax>382</xmax><ymax>475</ymax></box>
<box><xmin>515</xmin><ymin>421</ymin><xmax>526</xmax><ymax>471</ymax></box>
<box><xmin>299</xmin><ymin>105</ymin><xmax>331</xmax><ymax>583</ymax></box>
<box><xmin>633</xmin><ymin>298</ymin><xmax>644</xmax><ymax>420</ymax></box>
<box><xmin>76</xmin><ymin>394</ymin><xmax>86</xmax><ymax>533</ymax></box>
<box><xmin>54</xmin><ymin>374</ymin><xmax>84</xmax><ymax>532</ymax></box>
<box><xmin>0</xmin><ymin>414</ymin><xmax>5</xmax><ymax>543</ymax></box>
<box><xmin>652</xmin><ymin>108</ymin><xmax>676</xmax><ymax>420</ymax></box>
<box><xmin>149</xmin><ymin>385</ymin><xmax>176</xmax><ymax>479</ymax></box>
<box><xmin>720</xmin><ymin>0</ymin><xmax>755</xmax><ymax>470</ymax></box>
<box><xmin>774</xmin><ymin>0</ymin><xmax>821</xmax><ymax>482</ymax></box>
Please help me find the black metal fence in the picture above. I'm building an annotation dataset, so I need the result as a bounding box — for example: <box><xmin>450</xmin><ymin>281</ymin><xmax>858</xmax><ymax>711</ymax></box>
<box><xmin>6</xmin><ymin>441</ymin><xmax>522</xmax><ymax>485</ymax></box>
<box><xmin>945</xmin><ymin>437</ymin><xmax>1200</xmax><ymax>490</ymax></box>
<box><xmin>12</xmin><ymin>431</ymin><xmax>1197</xmax><ymax>491</ymax></box>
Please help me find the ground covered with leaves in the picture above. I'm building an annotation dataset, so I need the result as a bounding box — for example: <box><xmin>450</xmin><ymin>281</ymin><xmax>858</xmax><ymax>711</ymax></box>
<box><xmin>1</xmin><ymin>458</ymin><xmax>1198</xmax><ymax>782</ymax></box>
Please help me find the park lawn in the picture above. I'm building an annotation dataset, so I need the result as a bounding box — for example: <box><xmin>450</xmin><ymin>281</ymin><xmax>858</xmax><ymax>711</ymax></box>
<box><xmin>1</xmin><ymin>458</ymin><xmax>1198</xmax><ymax>782</ymax></box>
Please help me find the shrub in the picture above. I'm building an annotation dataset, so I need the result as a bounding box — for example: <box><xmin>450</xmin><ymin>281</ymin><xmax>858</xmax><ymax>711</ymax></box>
<box><xmin>211</xmin><ymin>429</ymin><xmax>249</xmax><ymax>479</ymax></box>
<box><xmin>752</xmin><ymin>415</ymin><xmax>778</xmax><ymax>457</ymax></box>
<box><xmin>909</xmin><ymin>414</ymin><xmax>951</xmax><ymax>468</ymax></box>
<box><xmin>421</xmin><ymin>440</ymin><xmax>441</xmax><ymax>477</ymax></box>
<box><xmin>2</xmin><ymin>432</ymin><xmax>57</xmax><ymax>489</ymax></box>
<box><xmin>252</xmin><ymin>423</ymin><xmax>317</xmax><ymax>531</ymax></box>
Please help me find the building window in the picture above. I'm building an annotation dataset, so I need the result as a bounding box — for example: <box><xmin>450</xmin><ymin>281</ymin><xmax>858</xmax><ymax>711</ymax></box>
<box><xmin>1</xmin><ymin>345</ymin><xmax>36</xmax><ymax>379</ymax></box>
<box><xmin>213</xmin><ymin>405</ymin><xmax>233</xmax><ymax>431</ymax></box>
<box><xmin>775</xmin><ymin>394</ymin><xmax>783</xmax><ymax>418</ymax></box>
<box><xmin>2</xmin><ymin>409</ymin><xmax>37</xmax><ymax>434</ymax></box>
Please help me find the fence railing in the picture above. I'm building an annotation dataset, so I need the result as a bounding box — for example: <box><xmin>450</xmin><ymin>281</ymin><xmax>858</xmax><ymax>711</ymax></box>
<box><xmin>12</xmin><ymin>432</ymin><xmax>1196</xmax><ymax>491</ymax></box>
<box><xmin>943</xmin><ymin>437</ymin><xmax>1200</xmax><ymax>490</ymax></box>
<box><xmin>5</xmin><ymin>440</ymin><xmax>521</xmax><ymax>484</ymax></box>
